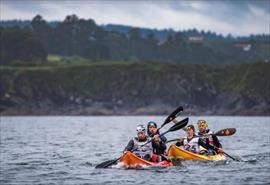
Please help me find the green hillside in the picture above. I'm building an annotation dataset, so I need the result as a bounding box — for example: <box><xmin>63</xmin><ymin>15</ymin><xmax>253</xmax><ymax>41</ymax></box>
<box><xmin>1</xmin><ymin>61</ymin><xmax>269</xmax><ymax>115</ymax></box>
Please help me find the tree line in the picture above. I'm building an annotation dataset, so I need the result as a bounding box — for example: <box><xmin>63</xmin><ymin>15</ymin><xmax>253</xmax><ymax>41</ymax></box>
<box><xmin>1</xmin><ymin>14</ymin><xmax>269</xmax><ymax>65</ymax></box>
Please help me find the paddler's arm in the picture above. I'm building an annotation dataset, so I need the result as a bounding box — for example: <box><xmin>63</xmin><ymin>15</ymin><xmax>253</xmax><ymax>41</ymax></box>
<box><xmin>198</xmin><ymin>138</ymin><xmax>223</xmax><ymax>153</ymax></box>
<box><xmin>124</xmin><ymin>139</ymin><xmax>134</xmax><ymax>152</ymax></box>
<box><xmin>152</xmin><ymin>135</ymin><xmax>167</xmax><ymax>150</ymax></box>
<box><xmin>198</xmin><ymin>138</ymin><xmax>214</xmax><ymax>150</ymax></box>
<box><xmin>212</xmin><ymin>135</ymin><xmax>222</xmax><ymax>148</ymax></box>
<box><xmin>160</xmin><ymin>135</ymin><xmax>167</xmax><ymax>143</ymax></box>
<box><xmin>175</xmin><ymin>138</ymin><xmax>184</xmax><ymax>147</ymax></box>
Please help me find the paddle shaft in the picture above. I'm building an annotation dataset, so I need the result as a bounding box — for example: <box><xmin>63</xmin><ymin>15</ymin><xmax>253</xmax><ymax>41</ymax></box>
<box><xmin>166</xmin><ymin>128</ymin><xmax>237</xmax><ymax>144</ymax></box>
<box><xmin>223</xmin><ymin>151</ymin><xmax>238</xmax><ymax>161</ymax></box>
<box><xmin>155</xmin><ymin>123</ymin><xmax>175</xmax><ymax>136</ymax></box>
<box><xmin>166</xmin><ymin>135</ymin><xmax>219</xmax><ymax>143</ymax></box>
<box><xmin>209</xmin><ymin>144</ymin><xmax>239</xmax><ymax>161</ymax></box>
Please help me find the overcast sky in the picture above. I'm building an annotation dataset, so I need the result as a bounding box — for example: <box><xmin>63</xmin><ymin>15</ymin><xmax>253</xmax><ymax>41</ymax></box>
<box><xmin>1</xmin><ymin>0</ymin><xmax>269</xmax><ymax>36</ymax></box>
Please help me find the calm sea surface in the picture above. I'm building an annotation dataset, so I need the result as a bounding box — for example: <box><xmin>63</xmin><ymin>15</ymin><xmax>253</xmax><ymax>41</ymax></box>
<box><xmin>0</xmin><ymin>116</ymin><xmax>269</xmax><ymax>185</ymax></box>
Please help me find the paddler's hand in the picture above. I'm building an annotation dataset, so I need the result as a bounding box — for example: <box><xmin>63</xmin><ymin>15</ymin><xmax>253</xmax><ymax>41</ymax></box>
<box><xmin>177</xmin><ymin>137</ymin><xmax>184</xmax><ymax>143</ymax></box>
<box><xmin>217</xmin><ymin>148</ymin><xmax>224</xmax><ymax>154</ymax></box>
<box><xmin>153</xmin><ymin>134</ymin><xmax>161</xmax><ymax>142</ymax></box>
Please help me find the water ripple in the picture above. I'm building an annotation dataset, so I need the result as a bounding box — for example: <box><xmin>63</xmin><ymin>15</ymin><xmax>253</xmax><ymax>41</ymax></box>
<box><xmin>0</xmin><ymin>116</ymin><xmax>269</xmax><ymax>185</ymax></box>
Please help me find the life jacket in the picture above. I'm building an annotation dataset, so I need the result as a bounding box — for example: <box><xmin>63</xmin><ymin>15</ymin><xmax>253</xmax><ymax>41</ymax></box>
<box><xmin>132</xmin><ymin>137</ymin><xmax>153</xmax><ymax>159</ymax></box>
<box><xmin>198</xmin><ymin>129</ymin><xmax>217</xmax><ymax>154</ymax></box>
<box><xmin>183</xmin><ymin>137</ymin><xmax>200</xmax><ymax>154</ymax></box>
<box><xmin>198</xmin><ymin>129</ymin><xmax>214</xmax><ymax>145</ymax></box>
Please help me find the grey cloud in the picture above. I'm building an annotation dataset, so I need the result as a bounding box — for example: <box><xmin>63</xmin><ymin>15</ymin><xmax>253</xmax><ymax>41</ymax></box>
<box><xmin>1</xmin><ymin>0</ymin><xmax>269</xmax><ymax>35</ymax></box>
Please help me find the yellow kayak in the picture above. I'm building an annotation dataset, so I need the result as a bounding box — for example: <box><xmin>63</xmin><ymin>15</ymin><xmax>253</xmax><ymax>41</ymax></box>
<box><xmin>167</xmin><ymin>144</ymin><xmax>226</xmax><ymax>161</ymax></box>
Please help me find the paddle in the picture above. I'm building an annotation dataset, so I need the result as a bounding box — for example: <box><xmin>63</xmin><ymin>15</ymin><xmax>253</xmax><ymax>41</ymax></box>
<box><xmin>165</xmin><ymin>128</ymin><xmax>237</xmax><ymax>144</ymax></box>
<box><xmin>95</xmin><ymin>106</ymin><xmax>184</xmax><ymax>169</ymax></box>
<box><xmin>158</xmin><ymin>117</ymin><xmax>188</xmax><ymax>137</ymax></box>
<box><xmin>199</xmin><ymin>128</ymin><xmax>239</xmax><ymax>161</ymax></box>
<box><xmin>206</xmin><ymin>143</ymin><xmax>240</xmax><ymax>161</ymax></box>
<box><xmin>214</xmin><ymin>128</ymin><xmax>236</xmax><ymax>136</ymax></box>
<box><xmin>95</xmin><ymin>117</ymin><xmax>189</xmax><ymax>168</ymax></box>
<box><xmin>152</xmin><ymin>106</ymin><xmax>183</xmax><ymax>136</ymax></box>
<box><xmin>162</xmin><ymin>106</ymin><xmax>183</xmax><ymax>127</ymax></box>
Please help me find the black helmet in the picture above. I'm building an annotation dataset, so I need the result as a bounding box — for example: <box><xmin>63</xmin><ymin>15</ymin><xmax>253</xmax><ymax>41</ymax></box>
<box><xmin>147</xmin><ymin>121</ymin><xmax>157</xmax><ymax>128</ymax></box>
<box><xmin>147</xmin><ymin>121</ymin><xmax>157</xmax><ymax>136</ymax></box>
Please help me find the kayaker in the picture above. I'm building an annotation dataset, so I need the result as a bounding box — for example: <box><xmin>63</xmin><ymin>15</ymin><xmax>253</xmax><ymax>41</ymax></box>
<box><xmin>147</xmin><ymin>121</ymin><xmax>167</xmax><ymax>161</ymax></box>
<box><xmin>197</xmin><ymin>120</ymin><xmax>222</xmax><ymax>154</ymax></box>
<box><xmin>124</xmin><ymin>124</ymin><xmax>164</xmax><ymax>161</ymax></box>
<box><xmin>176</xmin><ymin>124</ymin><xmax>223</xmax><ymax>155</ymax></box>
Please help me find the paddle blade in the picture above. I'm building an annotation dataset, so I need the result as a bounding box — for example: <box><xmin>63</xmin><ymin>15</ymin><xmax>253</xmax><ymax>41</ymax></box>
<box><xmin>214</xmin><ymin>128</ymin><xmax>236</xmax><ymax>136</ymax></box>
<box><xmin>95</xmin><ymin>158</ymin><xmax>119</xmax><ymax>168</ymax></box>
<box><xmin>162</xmin><ymin>106</ymin><xmax>183</xmax><ymax>126</ymax></box>
<box><xmin>168</xmin><ymin>117</ymin><xmax>189</xmax><ymax>132</ymax></box>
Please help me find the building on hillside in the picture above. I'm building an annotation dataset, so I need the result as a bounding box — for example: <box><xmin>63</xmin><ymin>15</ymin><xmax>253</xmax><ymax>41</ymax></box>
<box><xmin>234</xmin><ymin>43</ymin><xmax>252</xmax><ymax>51</ymax></box>
<box><xmin>188</xmin><ymin>33</ymin><xmax>204</xmax><ymax>44</ymax></box>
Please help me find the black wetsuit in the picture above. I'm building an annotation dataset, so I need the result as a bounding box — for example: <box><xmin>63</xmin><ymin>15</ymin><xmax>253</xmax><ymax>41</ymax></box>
<box><xmin>147</xmin><ymin>130</ymin><xmax>167</xmax><ymax>155</ymax></box>
<box><xmin>198</xmin><ymin>129</ymin><xmax>222</xmax><ymax>148</ymax></box>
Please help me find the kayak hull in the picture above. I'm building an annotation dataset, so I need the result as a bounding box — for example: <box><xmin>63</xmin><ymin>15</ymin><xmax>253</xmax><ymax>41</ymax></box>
<box><xmin>167</xmin><ymin>144</ymin><xmax>226</xmax><ymax>161</ymax></box>
<box><xmin>119</xmin><ymin>151</ymin><xmax>172</xmax><ymax>168</ymax></box>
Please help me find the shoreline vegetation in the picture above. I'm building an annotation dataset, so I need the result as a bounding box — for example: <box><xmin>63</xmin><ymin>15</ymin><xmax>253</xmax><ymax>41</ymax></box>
<box><xmin>1</xmin><ymin>60</ymin><xmax>269</xmax><ymax>116</ymax></box>
<box><xmin>1</xmin><ymin>15</ymin><xmax>269</xmax><ymax>116</ymax></box>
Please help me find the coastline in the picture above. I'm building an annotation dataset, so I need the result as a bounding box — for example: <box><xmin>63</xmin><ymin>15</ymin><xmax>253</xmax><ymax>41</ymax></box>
<box><xmin>1</xmin><ymin>106</ymin><xmax>268</xmax><ymax>116</ymax></box>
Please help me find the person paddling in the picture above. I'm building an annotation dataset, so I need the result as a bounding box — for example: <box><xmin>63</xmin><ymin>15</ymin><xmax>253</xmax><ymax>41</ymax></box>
<box><xmin>124</xmin><ymin>124</ymin><xmax>164</xmax><ymax>161</ymax></box>
<box><xmin>175</xmin><ymin>125</ymin><xmax>223</xmax><ymax>155</ymax></box>
<box><xmin>147</xmin><ymin>121</ymin><xmax>167</xmax><ymax>161</ymax></box>
<box><xmin>197</xmin><ymin>120</ymin><xmax>223</xmax><ymax>154</ymax></box>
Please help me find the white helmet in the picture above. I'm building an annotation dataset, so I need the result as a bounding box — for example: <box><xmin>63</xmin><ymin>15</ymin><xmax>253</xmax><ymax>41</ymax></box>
<box><xmin>136</xmin><ymin>124</ymin><xmax>146</xmax><ymax>133</ymax></box>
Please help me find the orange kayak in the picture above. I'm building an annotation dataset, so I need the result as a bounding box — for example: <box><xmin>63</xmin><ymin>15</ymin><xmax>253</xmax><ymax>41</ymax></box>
<box><xmin>118</xmin><ymin>151</ymin><xmax>172</xmax><ymax>168</ymax></box>
<box><xmin>167</xmin><ymin>144</ymin><xmax>226</xmax><ymax>161</ymax></box>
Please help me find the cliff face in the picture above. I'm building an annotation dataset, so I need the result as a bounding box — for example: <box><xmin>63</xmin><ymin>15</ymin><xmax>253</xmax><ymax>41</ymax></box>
<box><xmin>1</xmin><ymin>62</ymin><xmax>269</xmax><ymax>115</ymax></box>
